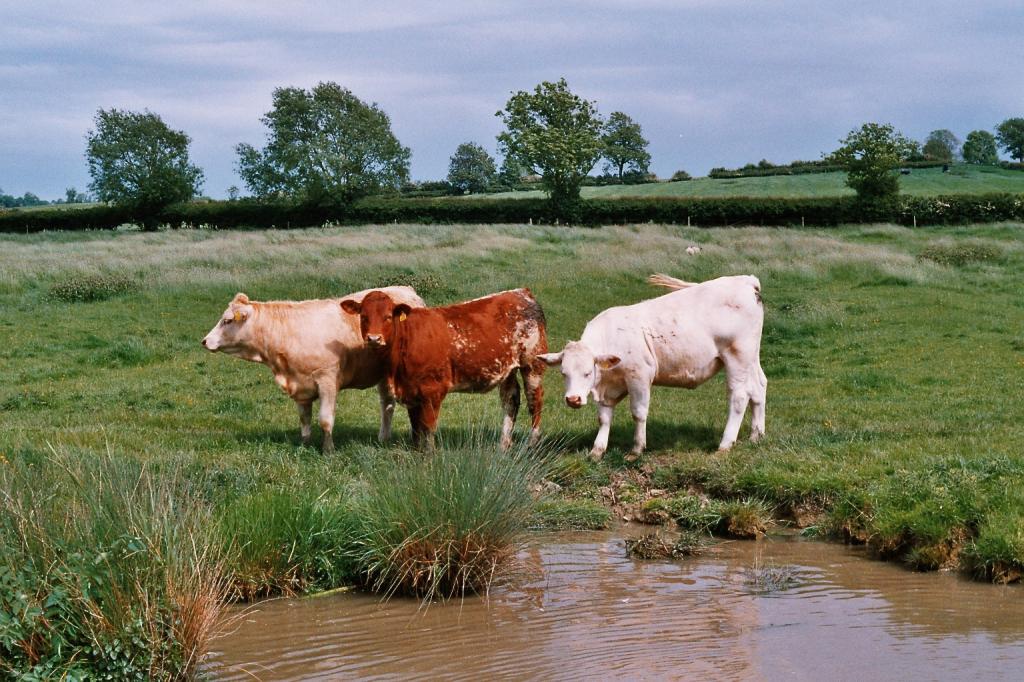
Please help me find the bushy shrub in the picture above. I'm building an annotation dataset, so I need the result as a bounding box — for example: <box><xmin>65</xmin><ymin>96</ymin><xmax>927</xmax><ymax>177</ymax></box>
<box><xmin>670</xmin><ymin>170</ymin><xmax>692</xmax><ymax>182</ymax></box>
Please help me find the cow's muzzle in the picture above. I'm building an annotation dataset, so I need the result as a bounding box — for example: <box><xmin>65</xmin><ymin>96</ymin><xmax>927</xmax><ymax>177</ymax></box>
<box><xmin>565</xmin><ymin>395</ymin><xmax>583</xmax><ymax>409</ymax></box>
<box><xmin>366</xmin><ymin>334</ymin><xmax>385</xmax><ymax>347</ymax></box>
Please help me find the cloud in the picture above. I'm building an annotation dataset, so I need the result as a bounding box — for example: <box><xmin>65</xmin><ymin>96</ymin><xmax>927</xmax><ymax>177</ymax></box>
<box><xmin>1</xmin><ymin>1</ymin><xmax>1021</xmax><ymax>197</ymax></box>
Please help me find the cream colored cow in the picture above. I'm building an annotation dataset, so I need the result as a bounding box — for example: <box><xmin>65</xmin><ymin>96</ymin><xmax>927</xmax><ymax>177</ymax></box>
<box><xmin>540</xmin><ymin>274</ymin><xmax>766</xmax><ymax>459</ymax></box>
<box><xmin>201</xmin><ymin>286</ymin><xmax>425</xmax><ymax>452</ymax></box>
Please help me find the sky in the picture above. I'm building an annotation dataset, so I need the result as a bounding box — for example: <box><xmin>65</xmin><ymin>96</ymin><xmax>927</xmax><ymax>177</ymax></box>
<box><xmin>2</xmin><ymin>1</ymin><xmax>1023</xmax><ymax>199</ymax></box>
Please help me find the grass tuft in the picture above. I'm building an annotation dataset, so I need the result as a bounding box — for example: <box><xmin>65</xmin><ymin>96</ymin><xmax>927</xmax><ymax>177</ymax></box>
<box><xmin>218</xmin><ymin>486</ymin><xmax>359</xmax><ymax>601</ymax></box>
<box><xmin>532</xmin><ymin>498</ymin><xmax>612</xmax><ymax>530</ymax></box>
<box><xmin>918</xmin><ymin>242</ymin><xmax>1003</xmax><ymax>267</ymax></box>
<box><xmin>743</xmin><ymin>557</ymin><xmax>799</xmax><ymax>594</ymax></box>
<box><xmin>48</xmin><ymin>272</ymin><xmax>135</xmax><ymax>302</ymax></box>
<box><xmin>351</xmin><ymin>436</ymin><xmax>551</xmax><ymax>600</ymax></box>
<box><xmin>625</xmin><ymin>530</ymin><xmax>708</xmax><ymax>560</ymax></box>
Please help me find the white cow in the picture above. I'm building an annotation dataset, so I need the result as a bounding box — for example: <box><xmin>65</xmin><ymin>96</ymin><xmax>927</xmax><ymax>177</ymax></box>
<box><xmin>539</xmin><ymin>274</ymin><xmax>766</xmax><ymax>459</ymax></box>
<box><xmin>201</xmin><ymin>286</ymin><xmax>425</xmax><ymax>453</ymax></box>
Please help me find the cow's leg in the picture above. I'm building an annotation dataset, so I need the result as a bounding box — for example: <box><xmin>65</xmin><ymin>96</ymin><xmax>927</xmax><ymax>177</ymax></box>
<box><xmin>749</xmin><ymin>363</ymin><xmax>768</xmax><ymax>442</ymax></box>
<box><xmin>407</xmin><ymin>403</ymin><xmax>425</xmax><ymax>448</ymax></box>
<box><xmin>626</xmin><ymin>381</ymin><xmax>652</xmax><ymax>460</ymax></box>
<box><xmin>376</xmin><ymin>379</ymin><xmax>396</xmax><ymax>443</ymax></box>
<box><xmin>296</xmin><ymin>400</ymin><xmax>313</xmax><ymax>446</ymax></box>
<box><xmin>719</xmin><ymin>361</ymin><xmax>752</xmax><ymax>451</ymax></box>
<box><xmin>499</xmin><ymin>373</ymin><xmax>521</xmax><ymax>450</ymax></box>
<box><xmin>418</xmin><ymin>394</ymin><xmax>444</xmax><ymax>452</ymax></box>
<box><xmin>317</xmin><ymin>382</ymin><xmax>338</xmax><ymax>454</ymax></box>
<box><xmin>520</xmin><ymin>361</ymin><xmax>545</xmax><ymax>445</ymax></box>
<box><xmin>591</xmin><ymin>403</ymin><xmax>615</xmax><ymax>461</ymax></box>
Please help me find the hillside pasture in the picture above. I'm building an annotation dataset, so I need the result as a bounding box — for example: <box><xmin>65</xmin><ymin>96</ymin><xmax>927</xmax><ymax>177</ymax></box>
<box><xmin>484</xmin><ymin>164</ymin><xmax>1024</xmax><ymax>199</ymax></box>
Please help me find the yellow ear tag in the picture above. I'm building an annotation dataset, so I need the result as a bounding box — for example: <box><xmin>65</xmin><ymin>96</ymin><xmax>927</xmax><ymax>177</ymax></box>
<box><xmin>398</xmin><ymin>312</ymin><xmax>407</xmax><ymax>322</ymax></box>
<box><xmin>233</xmin><ymin>311</ymin><xmax>243</xmax><ymax>322</ymax></box>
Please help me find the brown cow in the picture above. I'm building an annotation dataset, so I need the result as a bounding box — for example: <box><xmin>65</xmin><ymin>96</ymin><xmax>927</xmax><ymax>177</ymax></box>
<box><xmin>341</xmin><ymin>289</ymin><xmax>547</xmax><ymax>450</ymax></box>
<box><xmin>201</xmin><ymin>286</ymin><xmax>425</xmax><ymax>452</ymax></box>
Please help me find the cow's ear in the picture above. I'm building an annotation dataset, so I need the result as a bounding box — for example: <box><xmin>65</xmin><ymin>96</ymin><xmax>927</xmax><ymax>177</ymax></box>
<box><xmin>232</xmin><ymin>292</ymin><xmax>249</xmax><ymax>305</ymax></box>
<box><xmin>340</xmin><ymin>299</ymin><xmax>361</xmax><ymax>315</ymax></box>
<box><xmin>232</xmin><ymin>307</ymin><xmax>250</xmax><ymax>323</ymax></box>
<box><xmin>596</xmin><ymin>355</ymin><xmax>621</xmax><ymax>370</ymax></box>
<box><xmin>537</xmin><ymin>352</ymin><xmax>564</xmax><ymax>366</ymax></box>
<box><xmin>393</xmin><ymin>303</ymin><xmax>412</xmax><ymax>322</ymax></box>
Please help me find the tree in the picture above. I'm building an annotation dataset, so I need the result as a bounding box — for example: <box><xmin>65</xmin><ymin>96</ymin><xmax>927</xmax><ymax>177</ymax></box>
<box><xmin>922</xmin><ymin>129</ymin><xmax>959</xmax><ymax>161</ymax></box>
<box><xmin>64</xmin><ymin>187</ymin><xmax>88</xmax><ymax>204</ymax></box>
<box><xmin>496</xmin><ymin>78</ymin><xmax>604</xmax><ymax>218</ymax></box>
<box><xmin>85</xmin><ymin>109</ymin><xmax>203</xmax><ymax>229</ymax></box>
<box><xmin>236</xmin><ymin>82</ymin><xmax>411</xmax><ymax>203</ymax></box>
<box><xmin>497</xmin><ymin>156</ymin><xmax>528</xmax><ymax>188</ymax></box>
<box><xmin>447</xmin><ymin>142</ymin><xmax>497</xmax><ymax>194</ymax></box>
<box><xmin>601</xmin><ymin>111</ymin><xmax>651</xmax><ymax>179</ymax></box>
<box><xmin>961</xmin><ymin>130</ymin><xmax>999</xmax><ymax>165</ymax></box>
<box><xmin>227</xmin><ymin>185</ymin><xmax>240</xmax><ymax>201</ymax></box>
<box><xmin>996</xmin><ymin>118</ymin><xmax>1024</xmax><ymax>163</ymax></box>
<box><xmin>829</xmin><ymin>123</ymin><xmax>916</xmax><ymax>202</ymax></box>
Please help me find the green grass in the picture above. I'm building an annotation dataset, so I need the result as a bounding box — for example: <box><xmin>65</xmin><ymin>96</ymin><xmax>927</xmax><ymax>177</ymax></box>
<box><xmin>481</xmin><ymin>165</ymin><xmax>1024</xmax><ymax>199</ymax></box>
<box><xmin>2</xmin><ymin>219</ymin><xmax>1024</xmax><ymax>668</ymax></box>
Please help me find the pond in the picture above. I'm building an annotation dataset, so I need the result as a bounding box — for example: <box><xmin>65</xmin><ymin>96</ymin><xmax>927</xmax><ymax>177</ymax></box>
<box><xmin>206</xmin><ymin>530</ymin><xmax>1024</xmax><ymax>680</ymax></box>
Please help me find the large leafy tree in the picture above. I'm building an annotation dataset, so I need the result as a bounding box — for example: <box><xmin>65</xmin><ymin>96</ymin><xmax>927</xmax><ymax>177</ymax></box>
<box><xmin>961</xmin><ymin>130</ymin><xmax>999</xmax><ymax>165</ymax></box>
<box><xmin>829</xmin><ymin>123</ymin><xmax>916</xmax><ymax>201</ymax></box>
<box><xmin>447</xmin><ymin>142</ymin><xmax>497</xmax><ymax>194</ymax></box>
<box><xmin>496</xmin><ymin>78</ymin><xmax>604</xmax><ymax>218</ymax></box>
<box><xmin>921</xmin><ymin>129</ymin><xmax>959</xmax><ymax>162</ymax></box>
<box><xmin>85</xmin><ymin>109</ymin><xmax>203</xmax><ymax>228</ymax></box>
<box><xmin>996</xmin><ymin>118</ymin><xmax>1024</xmax><ymax>163</ymax></box>
<box><xmin>601</xmin><ymin>111</ymin><xmax>651</xmax><ymax>179</ymax></box>
<box><xmin>236</xmin><ymin>82</ymin><xmax>411</xmax><ymax>203</ymax></box>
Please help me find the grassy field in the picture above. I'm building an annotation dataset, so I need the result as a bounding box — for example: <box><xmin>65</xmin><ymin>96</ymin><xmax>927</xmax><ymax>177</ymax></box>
<box><xmin>485</xmin><ymin>164</ymin><xmax>1024</xmax><ymax>199</ymax></box>
<box><xmin>2</xmin><ymin>221</ymin><xmax>1024</xmax><ymax>672</ymax></box>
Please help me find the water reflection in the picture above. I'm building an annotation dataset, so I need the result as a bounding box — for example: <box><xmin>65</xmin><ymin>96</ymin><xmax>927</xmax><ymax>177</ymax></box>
<box><xmin>206</xmin><ymin>531</ymin><xmax>1024</xmax><ymax>681</ymax></box>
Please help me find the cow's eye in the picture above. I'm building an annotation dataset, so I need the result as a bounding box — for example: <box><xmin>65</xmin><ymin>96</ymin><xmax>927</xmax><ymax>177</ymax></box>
<box><xmin>584</xmin><ymin>371</ymin><xmax>592</xmax><ymax>378</ymax></box>
<box><xmin>221</xmin><ymin>318</ymin><xmax>231</xmax><ymax>326</ymax></box>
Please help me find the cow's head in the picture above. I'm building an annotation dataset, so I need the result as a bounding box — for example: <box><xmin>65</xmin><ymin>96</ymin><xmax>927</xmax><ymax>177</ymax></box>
<box><xmin>341</xmin><ymin>290</ymin><xmax>412</xmax><ymax>348</ymax></box>
<box><xmin>538</xmin><ymin>341</ymin><xmax>620</xmax><ymax>408</ymax></box>
<box><xmin>201</xmin><ymin>293</ymin><xmax>257</xmax><ymax>356</ymax></box>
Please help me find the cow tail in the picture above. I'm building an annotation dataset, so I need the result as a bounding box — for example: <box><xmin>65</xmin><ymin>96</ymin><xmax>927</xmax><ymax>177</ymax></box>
<box><xmin>648</xmin><ymin>273</ymin><xmax>699</xmax><ymax>291</ymax></box>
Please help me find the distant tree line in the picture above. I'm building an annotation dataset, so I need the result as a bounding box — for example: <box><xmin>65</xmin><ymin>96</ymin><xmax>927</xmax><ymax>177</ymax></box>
<box><xmin>1</xmin><ymin>186</ymin><xmax>90</xmax><ymax>208</ymax></box>
<box><xmin>5</xmin><ymin>75</ymin><xmax>1024</xmax><ymax>224</ymax></box>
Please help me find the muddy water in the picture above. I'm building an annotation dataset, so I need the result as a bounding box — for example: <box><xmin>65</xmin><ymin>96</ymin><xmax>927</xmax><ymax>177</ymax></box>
<box><xmin>206</xmin><ymin>531</ymin><xmax>1024</xmax><ymax>681</ymax></box>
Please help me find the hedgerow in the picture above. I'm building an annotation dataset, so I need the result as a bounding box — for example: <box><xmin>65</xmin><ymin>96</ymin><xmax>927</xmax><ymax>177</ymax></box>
<box><xmin>2</xmin><ymin>192</ymin><xmax>1023</xmax><ymax>233</ymax></box>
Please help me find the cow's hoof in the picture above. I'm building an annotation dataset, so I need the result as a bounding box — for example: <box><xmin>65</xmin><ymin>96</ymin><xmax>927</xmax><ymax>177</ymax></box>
<box><xmin>589</xmin><ymin>448</ymin><xmax>606</xmax><ymax>461</ymax></box>
<box><xmin>749</xmin><ymin>431</ymin><xmax>764</xmax><ymax>443</ymax></box>
<box><xmin>625</xmin><ymin>450</ymin><xmax>642</xmax><ymax>463</ymax></box>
